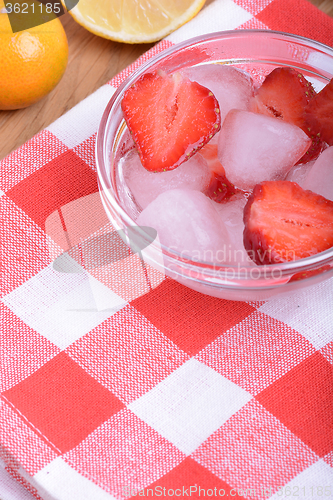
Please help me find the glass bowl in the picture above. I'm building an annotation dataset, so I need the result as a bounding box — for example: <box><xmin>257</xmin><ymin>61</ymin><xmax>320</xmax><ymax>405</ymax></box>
<box><xmin>96</xmin><ymin>29</ymin><xmax>333</xmax><ymax>302</ymax></box>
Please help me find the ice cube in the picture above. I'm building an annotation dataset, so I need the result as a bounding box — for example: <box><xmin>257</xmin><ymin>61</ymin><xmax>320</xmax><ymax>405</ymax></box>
<box><xmin>136</xmin><ymin>188</ymin><xmax>230</xmax><ymax>263</ymax></box>
<box><xmin>302</xmin><ymin>146</ymin><xmax>333</xmax><ymax>201</ymax></box>
<box><xmin>182</xmin><ymin>64</ymin><xmax>254</xmax><ymax>125</ymax></box>
<box><xmin>120</xmin><ymin>149</ymin><xmax>211</xmax><ymax>210</ymax></box>
<box><xmin>218</xmin><ymin>110</ymin><xmax>311</xmax><ymax>191</ymax></box>
<box><xmin>285</xmin><ymin>160</ymin><xmax>316</xmax><ymax>187</ymax></box>
<box><xmin>214</xmin><ymin>194</ymin><xmax>255</xmax><ymax>265</ymax></box>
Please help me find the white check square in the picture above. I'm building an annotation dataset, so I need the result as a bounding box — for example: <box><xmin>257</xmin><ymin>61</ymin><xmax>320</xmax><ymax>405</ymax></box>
<box><xmin>47</xmin><ymin>85</ymin><xmax>115</xmax><ymax>149</ymax></box>
<box><xmin>129</xmin><ymin>358</ymin><xmax>252</xmax><ymax>455</ymax></box>
<box><xmin>33</xmin><ymin>457</ymin><xmax>116</xmax><ymax>500</ymax></box>
<box><xmin>167</xmin><ymin>0</ymin><xmax>252</xmax><ymax>44</ymax></box>
<box><xmin>2</xmin><ymin>262</ymin><xmax>127</xmax><ymax>349</ymax></box>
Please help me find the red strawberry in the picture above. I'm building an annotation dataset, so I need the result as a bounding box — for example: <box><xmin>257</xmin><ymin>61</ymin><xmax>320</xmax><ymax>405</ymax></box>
<box><xmin>200</xmin><ymin>143</ymin><xmax>226</xmax><ymax>176</ymax></box>
<box><xmin>297</xmin><ymin>133</ymin><xmax>324</xmax><ymax>164</ymax></box>
<box><xmin>121</xmin><ymin>71</ymin><xmax>221</xmax><ymax>172</ymax></box>
<box><xmin>243</xmin><ymin>181</ymin><xmax>333</xmax><ymax>265</ymax></box>
<box><xmin>253</xmin><ymin>67</ymin><xmax>315</xmax><ymax>126</ymax></box>
<box><xmin>289</xmin><ymin>264</ymin><xmax>332</xmax><ymax>283</ymax></box>
<box><xmin>200</xmin><ymin>143</ymin><xmax>242</xmax><ymax>203</ymax></box>
<box><xmin>304</xmin><ymin>78</ymin><xmax>333</xmax><ymax>147</ymax></box>
<box><xmin>205</xmin><ymin>172</ymin><xmax>240</xmax><ymax>203</ymax></box>
<box><xmin>252</xmin><ymin>67</ymin><xmax>322</xmax><ymax>162</ymax></box>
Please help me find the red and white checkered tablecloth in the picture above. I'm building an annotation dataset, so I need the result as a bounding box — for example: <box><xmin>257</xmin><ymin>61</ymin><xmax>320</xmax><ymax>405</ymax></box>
<box><xmin>1</xmin><ymin>0</ymin><xmax>333</xmax><ymax>499</ymax></box>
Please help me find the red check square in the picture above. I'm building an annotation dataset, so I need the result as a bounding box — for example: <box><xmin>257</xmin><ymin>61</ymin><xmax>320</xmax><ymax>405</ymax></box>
<box><xmin>256</xmin><ymin>351</ymin><xmax>333</xmax><ymax>457</ymax></box>
<box><xmin>197</xmin><ymin>311</ymin><xmax>316</xmax><ymax>395</ymax></box>
<box><xmin>131</xmin><ymin>457</ymin><xmax>244</xmax><ymax>499</ymax></box>
<box><xmin>3</xmin><ymin>352</ymin><xmax>124</xmax><ymax>453</ymax></box>
<box><xmin>131</xmin><ymin>279</ymin><xmax>255</xmax><ymax>355</ymax></box>
<box><xmin>6</xmin><ymin>150</ymin><xmax>98</xmax><ymax>231</ymax></box>
<box><xmin>256</xmin><ymin>0</ymin><xmax>333</xmax><ymax>47</ymax></box>
<box><xmin>193</xmin><ymin>399</ymin><xmax>317</xmax><ymax>498</ymax></box>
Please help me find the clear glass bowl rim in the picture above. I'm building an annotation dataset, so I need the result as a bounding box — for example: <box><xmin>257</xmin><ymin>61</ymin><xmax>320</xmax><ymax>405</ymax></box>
<box><xmin>96</xmin><ymin>29</ymin><xmax>333</xmax><ymax>282</ymax></box>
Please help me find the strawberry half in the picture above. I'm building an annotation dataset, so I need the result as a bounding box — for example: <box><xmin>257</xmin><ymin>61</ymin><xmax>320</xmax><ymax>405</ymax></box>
<box><xmin>205</xmin><ymin>172</ymin><xmax>240</xmax><ymax>203</ymax></box>
<box><xmin>252</xmin><ymin>67</ymin><xmax>322</xmax><ymax>162</ymax></box>
<box><xmin>243</xmin><ymin>181</ymin><xmax>333</xmax><ymax>265</ymax></box>
<box><xmin>289</xmin><ymin>264</ymin><xmax>333</xmax><ymax>283</ymax></box>
<box><xmin>200</xmin><ymin>143</ymin><xmax>224</xmax><ymax>174</ymax></box>
<box><xmin>304</xmin><ymin>78</ymin><xmax>333</xmax><ymax>147</ymax></box>
<box><xmin>200</xmin><ymin>143</ymin><xmax>242</xmax><ymax>203</ymax></box>
<box><xmin>121</xmin><ymin>71</ymin><xmax>221</xmax><ymax>172</ymax></box>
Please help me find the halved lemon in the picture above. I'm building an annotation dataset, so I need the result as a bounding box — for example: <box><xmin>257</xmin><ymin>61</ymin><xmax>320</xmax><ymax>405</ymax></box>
<box><xmin>63</xmin><ymin>0</ymin><xmax>206</xmax><ymax>43</ymax></box>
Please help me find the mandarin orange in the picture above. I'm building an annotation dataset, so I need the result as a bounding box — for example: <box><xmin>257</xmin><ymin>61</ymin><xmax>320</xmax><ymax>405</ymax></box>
<box><xmin>0</xmin><ymin>4</ymin><xmax>68</xmax><ymax>110</ymax></box>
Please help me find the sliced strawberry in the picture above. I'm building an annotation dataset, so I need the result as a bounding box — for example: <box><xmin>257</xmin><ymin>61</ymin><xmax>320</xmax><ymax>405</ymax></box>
<box><xmin>200</xmin><ymin>143</ymin><xmax>220</xmax><ymax>164</ymax></box>
<box><xmin>121</xmin><ymin>71</ymin><xmax>221</xmax><ymax>172</ymax></box>
<box><xmin>205</xmin><ymin>172</ymin><xmax>239</xmax><ymax>203</ymax></box>
<box><xmin>297</xmin><ymin>133</ymin><xmax>324</xmax><ymax>164</ymax></box>
<box><xmin>253</xmin><ymin>67</ymin><xmax>315</xmax><ymax>126</ymax></box>
<box><xmin>252</xmin><ymin>67</ymin><xmax>322</xmax><ymax>162</ymax></box>
<box><xmin>200</xmin><ymin>143</ymin><xmax>242</xmax><ymax>202</ymax></box>
<box><xmin>200</xmin><ymin>143</ymin><xmax>226</xmax><ymax>176</ymax></box>
<box><xmin>289</xmin><ymin>264</ymin><xmax>333</xmax><ymax>282</ymax></box>
<box><xmin>243</xmin><ymin>180</ymin><xmax>333</xmax><ymax>265</ymax></box>
<box><xmin>304</xmin><ymin>78</ymin><xmax>333</xmax><ymax>147</ymax></box>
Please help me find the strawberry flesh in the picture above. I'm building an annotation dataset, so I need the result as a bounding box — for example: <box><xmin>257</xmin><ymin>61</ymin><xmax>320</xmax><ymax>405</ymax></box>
<box><xmin>243</xmin><ymin>181</ymin><xmax>333</xmax><ymax>265</ymax></box>
<box><xmin>121</xmin><ymin>71</ymin><xmax>221</xmax><ymax>172</ymax></box>
<box><xmin>205</xmin><ymin>172</ymin><xmax>240</xmax><ymax>203</ymax></box>
<box><xmin>200</xmin><ymin>143</ymin><xmax>225</xmax><ymax>175</ymax></box>
<box><xmin>298</xmin><ymin>133</ymin><xmax>324</xmax><ymax>164</ymax></box>
<box><xmin>200</xmin><ymin>143</ymin><xmax>242</xmax><ymax>203</ymax></box>
<box><xmin>289</xmin><ymin>264</ymin><xmax>333</xmax><ymax>282</ymax></box>
<box><xmin>253</xmin><ymin>67</ymin><xmax>323</xmax><ymax>162</ymax></box>
<box><xmin>304</xmin><ymin>78</ymin><xmax>333</xmax><ymax>147</ymax></box>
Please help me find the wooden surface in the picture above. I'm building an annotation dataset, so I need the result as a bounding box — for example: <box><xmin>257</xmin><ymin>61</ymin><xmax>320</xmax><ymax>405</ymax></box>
<box><xmin>0</xmin><ymin>0</ymin><xmax>332</xmax><ymax>160</ymax></box>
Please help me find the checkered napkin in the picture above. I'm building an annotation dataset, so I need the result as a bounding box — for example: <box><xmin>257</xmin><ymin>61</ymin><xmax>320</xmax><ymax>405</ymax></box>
<box><xmin>1</xmin><ymin>0</ymin><xmax>333</xmax><ymax>499</ymax></box>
